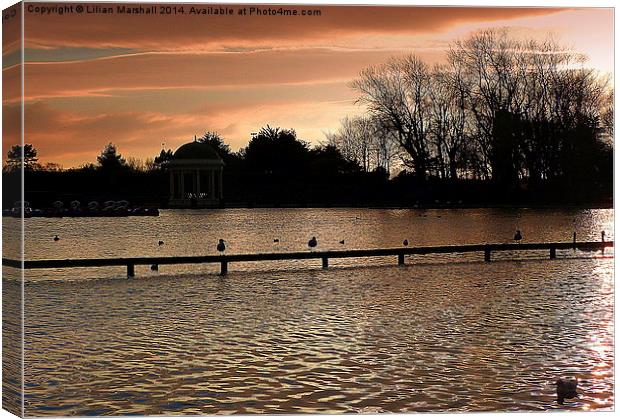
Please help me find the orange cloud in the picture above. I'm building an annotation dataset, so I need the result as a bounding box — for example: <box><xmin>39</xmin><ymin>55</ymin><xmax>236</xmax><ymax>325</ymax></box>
<box><xmin>3</xmin><ymin>102</ymin><xmax>21</xmax><ymax>160</ymax></box>
<box><xmin>23</xmin><ymin>4</ymin><xmax>565</xmax><ymax>50</ymax></box>
<box><xmin>22</xmin><ymin>102</ymin><xmax>200</xmax><ymax>163</ymax></box>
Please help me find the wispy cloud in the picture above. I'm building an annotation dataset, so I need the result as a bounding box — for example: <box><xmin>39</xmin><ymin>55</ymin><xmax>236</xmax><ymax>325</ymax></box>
<box><xmin>23</xmin><ymin>48</ymin><xmax>444</xmax><ymax>100</ymax></box>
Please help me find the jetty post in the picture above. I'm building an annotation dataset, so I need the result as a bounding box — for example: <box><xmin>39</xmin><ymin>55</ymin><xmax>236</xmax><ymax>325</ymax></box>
<box><xmin>550</xmin><ymin>246</ymin><xmax>557</xmax><ymax>259</ymax></box>
<box><xmin>484</xmin><ymin>245</ymin><xmax>491</xmax><ymax>262</ymax></box>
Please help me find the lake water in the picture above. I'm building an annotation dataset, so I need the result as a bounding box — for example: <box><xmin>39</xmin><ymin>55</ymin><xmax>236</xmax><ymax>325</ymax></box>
<box><xmin>2</xmin><ymin>208</ymin><xmax>615</xmax><ymax>414</ymax></box>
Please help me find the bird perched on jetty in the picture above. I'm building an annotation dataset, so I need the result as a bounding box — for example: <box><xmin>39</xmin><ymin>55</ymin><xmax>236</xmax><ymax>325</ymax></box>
<box><xmin>158</xmin><ymin>240</ymin><xmax>164</xmax><ymax>246</ymax></box>
<box><xmin>308</xmin><ymin>236</ymin><xmax>317</xmax><ymax>250</ymax></box>
<box><xmin>216</xmin><ymin>239</ymin><xmax>226</xmax><ymax>253</ymax></box>
<box><xmin>556</xmin><ymin>378</ymin><xmax>578</xmax><ymax>405</ymax></box>
<box><xmin>514</xmin><ymin>230</ymin><xmax>523</xmax><ymax>243</ymax></box>
<box><xmin>403</xmin><ymin>239</ymin><xmax>409</xmax><ymax>246</ymax></box>
<box><xmin>53</xmin><ymin>235</ymin><xmax>60</xmax><ymax>242</ymax></box>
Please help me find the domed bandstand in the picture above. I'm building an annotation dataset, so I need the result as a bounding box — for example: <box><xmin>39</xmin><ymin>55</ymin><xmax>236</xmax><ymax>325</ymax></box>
<box><xmin>168</xmin><ymin>140</ymin><xmax>224</xmax><ymax>207</ymax></box>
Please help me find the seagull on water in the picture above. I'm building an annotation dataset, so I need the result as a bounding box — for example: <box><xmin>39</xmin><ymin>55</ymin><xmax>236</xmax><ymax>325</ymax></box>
<box><xmin>308</xmin><ymin>236</ymin><xmax>317</xmax><ymax>250</ymax></box>
<box><xmin>556</xmin><ymin>378</ymin><xmax>578</xmax><ymax>405</ymax></box>
<box><xmin>274</xmin><ymin>238</ymin><xmax>280</xmax><ymax>243</ymax></box>
<box><xmin>217</xmin><ymin>239</ymin><xmax>226</xmax><ymax>253</ymax></box>
<box><xmin>158</xmin><ymin>240</ymin><xmax>164</xmax><ymax>246</ymax></box>
<box><xmin>150</xmin><ymin>264</ymin><xmax>159</xmax><ymax>271</ymax></box>
<box><xmin>339</xmin><ymin>239</ymin><xmax>345</xmax><ymax>245</ymax></box>
<box><xmin>53</xmin><ymin>235</ymin><xmax>60</xmax><ymax>242</ymax></box>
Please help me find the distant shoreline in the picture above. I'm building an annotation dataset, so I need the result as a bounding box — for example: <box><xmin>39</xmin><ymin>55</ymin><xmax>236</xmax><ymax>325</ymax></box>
<box><xmin>5</xmin><ymin>200</ymin><xmax>613</xmax><ymax>215</ymax></box>
<box><xmin>164</xmin><ymin>202</ymin><xmax>614</xmax><ymax>210</ymax></box>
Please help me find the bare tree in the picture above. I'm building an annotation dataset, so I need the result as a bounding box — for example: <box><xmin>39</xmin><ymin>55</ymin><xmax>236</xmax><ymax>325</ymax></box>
<box><xmin>327</xmin><ymin>116</ymin><xmax>373</xmax><ymax>171</ymax></box>
<box><xmin>349</xmin><ymin>28</ymin><xmax>613</xmax><ymax>187</ymax></box>
<box><xmin>368</xmin><ymin>116</ymin><xmax>401</xmax><ymax>175</ymax></box>
<box><xmin>352</xmin><ymin>55</ymin><xmax>434</xmax><ymax>179</ymax></box>
<box><xmin>448</xmin><ymin>29</ymin><xmax>527</xmax><ymax>186</ymax></box>
<box><xmin>601</xmin><ymin>89</ymin><xmax>614</xmax><ymax>138</ymax></box>
<box><xmin>126</xmin><ymin>157</ymin><xmax>146</xmax><ymax>172</ymax></box>
<box><xmin>326</xmin><ymin>115</ymin><xmax>401</xmax><ymax>175</ymax></box>
<box><xmin>428</xmin><ymin>65</ymin><xmax>472</xmax><ymax>180</ymax></box>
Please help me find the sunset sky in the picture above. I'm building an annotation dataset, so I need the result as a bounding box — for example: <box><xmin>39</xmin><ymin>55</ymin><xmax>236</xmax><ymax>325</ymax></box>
<box><xmin>2</xmin><ymin>2</ymin><xmax>614</xmax><ymax>168</ymax></box>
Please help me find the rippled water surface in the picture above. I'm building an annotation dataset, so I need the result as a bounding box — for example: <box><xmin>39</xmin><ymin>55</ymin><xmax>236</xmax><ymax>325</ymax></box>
<box><xmin>4</xmin><ymin>208</ymin><xmax>615</xmax><ymax>414</ymax></box>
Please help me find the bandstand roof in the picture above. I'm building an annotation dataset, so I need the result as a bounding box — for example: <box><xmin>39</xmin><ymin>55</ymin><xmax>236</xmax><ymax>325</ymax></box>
<box><xmin>169</xmin><ymin>141</ymin><xmax>224</xmax><ymax>168</ymax></box>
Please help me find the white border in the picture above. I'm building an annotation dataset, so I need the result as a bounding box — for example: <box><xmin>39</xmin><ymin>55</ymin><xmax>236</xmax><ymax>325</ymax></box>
<box><xmin>0</xmin><ymin>1</ymin><xmax>616</xmax><ymax>419</ymax></box>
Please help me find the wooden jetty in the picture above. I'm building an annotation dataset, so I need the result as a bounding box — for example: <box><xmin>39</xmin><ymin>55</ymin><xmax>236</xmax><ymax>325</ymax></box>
<box><xmin>2</xmin><ymin>240</ymin><xmax>613</xmax><ymax>277</ymax></box>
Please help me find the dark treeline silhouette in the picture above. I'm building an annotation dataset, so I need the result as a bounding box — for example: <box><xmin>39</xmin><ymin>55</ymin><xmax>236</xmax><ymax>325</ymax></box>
<box><xmin>2</xmin><ymin>29</ymin><xmax>613</xmax><ymax>209</ymax></box>
<box><xmin>2</xmin><ymin>127</ymin><xmax>611</xmax><ymax>210</ymax></box>
<box><xmin>3</xmin><ymin>142</ymin><xmax>169</xmax><ymax>208</ymax></box>
<box><xmin>330</xmin><ymin>29</ymin><xmax>613</xmax><ymax>202</ymax></box>
<box><xmin>3</xmin><ymin>128</ymin><xmax>384</xmax><ymax>208</ymax></box>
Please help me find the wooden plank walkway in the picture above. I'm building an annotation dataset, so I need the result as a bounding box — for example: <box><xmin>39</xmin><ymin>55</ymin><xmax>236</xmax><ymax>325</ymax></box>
<box><xmin>2</xmin><ymin>240</ymin><xmax>613</xmax><ymax>277</ymax></box>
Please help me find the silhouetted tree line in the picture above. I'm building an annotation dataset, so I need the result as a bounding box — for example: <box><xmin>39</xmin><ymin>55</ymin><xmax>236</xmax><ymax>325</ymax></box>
<box><xmin>330</xmin><ymin>29</ymin><xmax>613</xmax><ymax>199</ymax></box>
<box><xmin>4</xmin><ymin>128</ymin><xmax>385</xmax><ymax>208</ymax></box>
<box><xmin>3</xmin><ymin>142</ymin><xmax>170</xmax><ymax>208</ymax></box>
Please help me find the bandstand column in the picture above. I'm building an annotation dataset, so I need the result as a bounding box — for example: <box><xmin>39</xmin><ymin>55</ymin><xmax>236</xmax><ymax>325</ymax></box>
<box><xmin>210</xmin><ymin>169</ymin><xmax>215</xmax><ymax>199</ymax></box>
<box><xmin>195</xmin><ymin>169</ymin><xmax>201</xmax><ymax>198</ymax></box>
<box><xmin>218</xmin><ymin>169</ymin><xmax>223</xmax><ymax>199</ymax></box>
<box><xmin>180</xmin><ymin>170</ymin><xmax>185</xmax><ymax>199</ymax></box>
